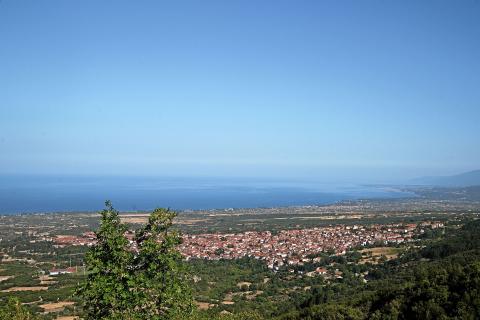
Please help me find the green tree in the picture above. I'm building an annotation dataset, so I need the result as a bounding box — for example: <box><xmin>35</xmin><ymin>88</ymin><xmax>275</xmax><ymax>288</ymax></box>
<box><xmin>308</xmin><ymin>304</ymin><xmax>364</xmax><ymax>320</ymax></box>
<box><xmin>77</xmin><ymin>201</ymin><xmax>133</xmax><ymax>319</ymax></box>
<box><xmin>77</xmin><ymin>202</ymin><xmax>193</xmax><ymax>319</ymax></box>
<box><xmin>130</xmin><ymin>208</ymin><xmax>194</xmax><ymax>319</ymax></box>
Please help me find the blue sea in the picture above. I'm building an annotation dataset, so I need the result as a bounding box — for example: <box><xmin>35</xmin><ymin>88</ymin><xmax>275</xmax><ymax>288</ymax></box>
<box><xmin>0</xmin><ymin>175</ymin><xmax>413</xmax><ymax>214</ymax></box>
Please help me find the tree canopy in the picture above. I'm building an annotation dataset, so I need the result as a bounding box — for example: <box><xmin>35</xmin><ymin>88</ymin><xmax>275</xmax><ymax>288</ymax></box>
<box><xmin>77</xmin><ymin>201</ymin><xmax>193</xmax><ymax>320</ymax></box>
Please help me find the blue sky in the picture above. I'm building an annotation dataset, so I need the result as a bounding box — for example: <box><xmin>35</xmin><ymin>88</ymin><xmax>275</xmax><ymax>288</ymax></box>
<box><xmin>0</xmin><ymin>1</ymin><xmax>479</xmax><ymax>182</ymax></box>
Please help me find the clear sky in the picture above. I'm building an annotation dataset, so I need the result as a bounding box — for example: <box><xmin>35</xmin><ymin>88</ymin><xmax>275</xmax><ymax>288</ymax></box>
<box><xmin>0</xmin><ymin>0</ymin><xmax>479</xmax><ymax>182</ymax></box>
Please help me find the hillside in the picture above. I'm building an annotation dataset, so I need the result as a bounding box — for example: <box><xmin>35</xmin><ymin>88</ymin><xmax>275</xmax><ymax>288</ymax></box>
<box><xmin>411</xmin><ymin>169</ymin><xmax>480</xmax><ymax>187</ymax></box>
<box><xmin>276</xmin><ymin>219</ymin><xmax>480</xmax><ymax>319</ymax></box>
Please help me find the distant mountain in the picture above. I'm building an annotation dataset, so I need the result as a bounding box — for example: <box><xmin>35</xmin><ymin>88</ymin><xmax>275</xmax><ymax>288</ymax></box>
<box><xmin>411</xmin><ymin>169</ymin><xmax>480</xmax><ymax>187</ymax></box>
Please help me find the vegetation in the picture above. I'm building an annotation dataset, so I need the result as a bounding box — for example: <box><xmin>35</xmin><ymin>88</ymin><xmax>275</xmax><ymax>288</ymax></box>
<box><xmin>276</xmin><ymin>220</ymin><xmax>480</xmax><ymax>319</ymax></box>
<box><xmin>0</xmin><ymin>298</ymin><xmax>37</xmax><ymax>320</ymax></box>
<box><xmin>1</xmin><ymin>199</ymin><xmax>479</xmax><ymax>319</ymax></box>
<box><xmin>77</xmin><ymin>201</ymin><xmax>194</xmax><ymax>319</ymax></box>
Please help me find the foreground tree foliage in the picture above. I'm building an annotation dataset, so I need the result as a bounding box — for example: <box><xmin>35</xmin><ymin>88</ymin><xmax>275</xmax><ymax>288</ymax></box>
<box><xmin>131</xmin><ymin>207</ymin><xmax>194</xmax><ymax>318</ymax></box>
<box><xmin>77</xmin><ymin>201</ymin><xmax>194</xmax><ymax>320</ymax></box>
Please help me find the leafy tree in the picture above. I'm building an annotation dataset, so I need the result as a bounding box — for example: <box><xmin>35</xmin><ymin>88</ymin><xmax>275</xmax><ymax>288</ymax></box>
<box><xmin>308</xmin><ymin>304</ymin><xmax>364</xmax><ymax>320</ymax></box>
<box><xmin>77</xmin><ymin>202</ymin><xmax>193</xmax><ymax>319</ymax></box>
<box><xmin>77</xmin><ymin>201</ymin><xmax>133</xmax><ymax>319</ymax></box>
<box><xmin>130</xmin><ymin>208</ymin><xmax>194</xmax><ymax>319</ymax></box>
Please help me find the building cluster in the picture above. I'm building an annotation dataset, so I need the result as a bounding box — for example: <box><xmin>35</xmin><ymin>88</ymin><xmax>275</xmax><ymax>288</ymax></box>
<box><xmin>49</xmin><ymin>267</ymin><xmax>77</xmax><ymax>276</ymax></box>
<box><xmin>53</xmin><ymin>231</ymin><xmax>97</xmax><ymax>247</ymax></box>
<box><xmin>179</xmin><ymin>221</ymin><xmax>443</xmax><ymax>269</ymax></box>
<box><xmin>50</xmin><ymin>220</ymin><xmax>444</xmax><ymax>270</ymax></box>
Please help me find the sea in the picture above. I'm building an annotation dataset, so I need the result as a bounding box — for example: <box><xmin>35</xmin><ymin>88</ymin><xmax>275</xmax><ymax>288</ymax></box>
<box><xmin>0</xmin><ymin>175</ymin><xmax>414</xmax><ymax>214</ymax></box>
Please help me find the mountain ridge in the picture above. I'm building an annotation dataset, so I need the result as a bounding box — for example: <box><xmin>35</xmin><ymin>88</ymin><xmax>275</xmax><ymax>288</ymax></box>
<box><xmin>411</xmin><ymin>169</ymin><xmax>480</xmax><ymax>186</ymax></box>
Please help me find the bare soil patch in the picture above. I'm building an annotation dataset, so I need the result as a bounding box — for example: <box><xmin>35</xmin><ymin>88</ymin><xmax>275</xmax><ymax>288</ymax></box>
<box><xmin>359</xmin><ymin>247</ymin><xmax>401</xmax><ymax>264</ymax></box>
<box><xmin>361</xmin><ymin>247</ymin><xmax>400</xmax><ymax>258</ymax></box>
<box><xmin>0</xmin><ymin>276</ymin><xmax>13</xmax><ymax>282</ymax></box>
<box><xmin>245</xmin><ymin>290</ymin><xmax>263</xmax><ymax>300</ymax></box>
<box><xmin>39</xmin><ymin>275</ymin><xmax>57</xmax><ymax>285</ymax></box>
<box><xmin>236</xmin><ymin>281</ymin><xmax>252</xmax><ymax>288</ymax></box>
<box><xmin>121</xmin><ymin>217</ymin><xmax>148</xmax><ymax>224</ymax></box>
<box><xmin>2</xmin><ymin>286</ymin><xmax>48</xmax><ymax>292</ymax></box>
<box><xmin>195</xmin><ymin>301</ymin><xmax>216</xmax><ymax>310</ymax></box>
<box><xmin>40</xmin><ymin>301</ymin><xmax>74</xmax><ymax>313</ymax></box>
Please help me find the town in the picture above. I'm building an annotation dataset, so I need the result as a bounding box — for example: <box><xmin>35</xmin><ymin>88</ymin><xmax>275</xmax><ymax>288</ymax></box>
<box><xmin>47</xmin><ymin>219</ymin><xmax>444</xmax><ymax>270</ymax></box>
<box><xmin>179</xmin><ymin>221</ymin><xmax>443</xmax><ymax>269</ymax></box>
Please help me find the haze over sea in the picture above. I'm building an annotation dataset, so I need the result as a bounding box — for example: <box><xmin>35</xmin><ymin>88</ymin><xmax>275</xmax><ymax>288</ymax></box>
<box><xmin>0</xmin><ymin>175</ymin><xmax>413</xmax><ymax>214</ymax></box>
